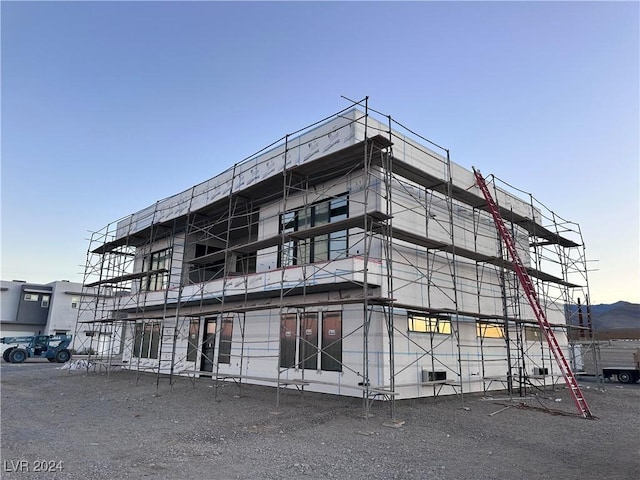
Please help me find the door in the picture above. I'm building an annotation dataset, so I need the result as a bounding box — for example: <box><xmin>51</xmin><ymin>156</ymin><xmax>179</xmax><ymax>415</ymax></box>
<box><xmin>200</xmin><ymin>317</ymin><xmax>217</xmax><ymax>372</ymax></box>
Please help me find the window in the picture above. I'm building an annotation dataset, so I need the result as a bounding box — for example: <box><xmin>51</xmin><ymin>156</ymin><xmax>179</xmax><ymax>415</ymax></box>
<box><xmin>279</xmin><ymin>311</ymin><xmax>342</xmax><ymax>372</ymax></box>
<box><xmin>133</xmin><ymin>321</ymin><xmax>160</xmax><ymax>359</ymax></box>
<box><xmin>321</xmin><ymin>312</ymin><xmax>342</xmax><ymax>372</ymax></box>
<box><xmin>41</xmin><ymin>295</ymin><xmax>50</xmax><ymax>308</ymax></box>
<box><xmin>476</xmin><ymin>321</ymin><xmax>505</xmax><ymax>339</ymax></box>
<box><xmin>279</xmin><ymin>212</ymin><xmax>297</xmax><ymax>268</ymax></box>
<box><xmin>24</xmin><ymin>293</ymin><xmax>39</xmax><ymax>302</ymax></box>
<box><xmin>236</xmin><ymin>252</ymin><xmax>257</xmax><ymax>274</ymax></box>
<box><xmin>187</xmin><ymin>318</ymin><xmax>200</xmax><ymax>362</ymax></box>
<box><xmin>525</xmin><ymin>326</ymin><xmax>542</xmax><ymax>342</ymax></box>
<box><xmin>218</xmin><ymin>316</ymin><xmax>233</xmax><ymax>364</ymax></box>
<box><xmin>299</xmin><ymin>313</ymin><xmax>318</xmax><ymax>370</ymax></box>
<box><xmin>279</xmin><ymin>314</ymin><xmax>297</xmax><ymax>368</ymax></box>
<box><xmin>133</xmin><ymin>324</ymin><xmax>143</xmax><ymax>357</ymax></box>
<box><xmin>408</xmin><ymin>314</ymin><xmax>451</xmax><ymax>334</ymax></box>
<box><xmin>278</xmin><ymin>194</ymin><xmax>349</xmax><ymax>267</ymax></box>
<box><xmin>141</xmin><ymin>248</ymin><xmax>172</xmax><ymax>291</ymax></box>
<box><xmin>190</xmin><ymin>244</ymin><xmax>225</xmax><ymax>283</ymax></box>
<box><xmin>71</xmin><ymin>296</ymin><xmax>80</xmax><ymax>309</ymax></box>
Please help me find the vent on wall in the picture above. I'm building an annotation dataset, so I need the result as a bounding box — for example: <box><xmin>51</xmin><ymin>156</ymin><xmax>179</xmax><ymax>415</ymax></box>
<box><xmin>533</xmin><ymin>367</ymin><xmax>549</xmax><ymax>376</ymax></box>
<box><xmin>422</xmin><ymin>370</ymin><xmax>446</xmax><ymax>383</ymax></box>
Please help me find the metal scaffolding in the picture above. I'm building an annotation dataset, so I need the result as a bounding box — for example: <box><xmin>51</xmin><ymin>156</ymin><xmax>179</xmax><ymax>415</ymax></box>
<box><xmin>73</xmin><ymin>98</ymin><xmax>597</xmax><ymax>418</ymax></box>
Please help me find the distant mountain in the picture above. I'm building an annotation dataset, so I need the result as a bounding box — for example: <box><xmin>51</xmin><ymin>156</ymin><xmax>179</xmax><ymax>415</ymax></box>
<box><xmin>596</xmin><ymin>301</ymin><xmax>639</xmax><ymax>328</ymax></box>
<box><xmin>567</xmin><ymin>301</ymin><xmax>639</xmax><ymax>339</ymax></box>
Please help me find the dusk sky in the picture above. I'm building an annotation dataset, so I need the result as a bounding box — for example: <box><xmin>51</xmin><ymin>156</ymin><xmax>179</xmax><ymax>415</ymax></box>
<box><xmin>2</xmin><ymin>1</ymin><xmax>638</xmax><ymax>304</ymax></box>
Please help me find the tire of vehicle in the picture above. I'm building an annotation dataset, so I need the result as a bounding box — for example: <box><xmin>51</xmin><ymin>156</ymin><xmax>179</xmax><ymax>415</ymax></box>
<box><xmin>3</xmin><ymin>347</ymin><xmax>15</xmax><ymax>363</ymax></box>
<box><xmin>54</xmin><ymin>349</ymin><xmax>71</xmax><ymax>363</ymax></box>
<box><xmin>618</xmin><ymin>372</ymin><xmax>634</xmax><ymax>384</ymax></box>
<box><xmin>9</xmin><ymin>348</ymin><xmax>28</xmax><ymax>364</ymax></box>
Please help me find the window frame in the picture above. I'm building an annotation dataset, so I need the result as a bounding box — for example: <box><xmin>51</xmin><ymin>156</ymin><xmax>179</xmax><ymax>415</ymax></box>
<box><xmin>186</xmin><ymin>318</ymin><xmax>200</xmax><ymax>363</ymax></box>
<box><xmin>476</xmin><ymin>321</ymin><xmax>505</xmax><ymax>339</ymax></box>
<box><xmin>140</xmin><ymin>248</ymin><xmax>172</xmax><ymax>291</ymax></box>
<box><xmin>132</xmin><ymin>321</ymin><xmax>161</xmax><ymax>359</ymax></box>
<box><xmin>524</xmin><ymin>326</ymin><xmax>542</xmax><ymax>342</ymax></box>
<box><xmin>278</xmin><ymin>310</ymin><xmax>343</xmax><ymax>372</ymax></box>
<box><xmin>407</xmin><ymin>313</ymin><xmax>452</xmax><ymax>334</ymax></box>
<box><xmin>277</xmin><ymin>194</ymin><xmax>349</xmax><ymax>267</ymax></box>
<box><xmin>217</xmin><ymin>316</ymin><xmax>234</xmax><ymax>365</ymax></box>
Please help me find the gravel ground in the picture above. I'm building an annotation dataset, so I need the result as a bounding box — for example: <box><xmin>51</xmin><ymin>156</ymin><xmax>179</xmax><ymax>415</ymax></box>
<box><xmin>1</xmin><ymin>360</ymin><xmax>639</xmax><ymax>480</ymax></box>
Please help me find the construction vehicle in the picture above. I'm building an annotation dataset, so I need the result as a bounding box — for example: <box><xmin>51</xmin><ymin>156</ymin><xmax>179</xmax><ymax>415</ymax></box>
<box><xmin>1</xmin><ymin>334</ymin><xmax>72</xmax><ymax>364</ymax></box>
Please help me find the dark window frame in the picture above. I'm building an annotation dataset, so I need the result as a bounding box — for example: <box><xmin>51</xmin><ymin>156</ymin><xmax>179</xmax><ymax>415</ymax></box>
<box><xmin>140</xmin><ymin>248</ymin><xmax>172</xmax><ymax>291</ymax></box>
<box><xmin>277</xmin><ymin>194</ymin><xmax>349</xmax><ymax>267</ymax></box>
<box><xmin>278</xmin><ymin>310</ymin><xmax>343</xmax><ymax>373</ymax></box>
<box><xmin>186</xmin><ymin>318</ymin><xmax>200</xmax><ymax>362</ymax></box>
<box><xmin>133</xmin><ymin>321</ymin><xmax>161</xmax><ymax>359</ymax></box>
<box><xmin>217</xmin><ymin>316</ymin><xmax>234</xmax><ymax>364</ymax></box>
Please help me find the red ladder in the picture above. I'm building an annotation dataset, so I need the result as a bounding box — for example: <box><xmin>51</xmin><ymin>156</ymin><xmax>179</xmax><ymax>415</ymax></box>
<box><xmin>473</xmin><ymin>168</ymin><xmax>593</xmax><ymax>419</ymax></box>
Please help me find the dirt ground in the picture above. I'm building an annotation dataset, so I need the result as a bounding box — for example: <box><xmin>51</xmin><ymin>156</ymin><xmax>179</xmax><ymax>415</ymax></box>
<box><xmin>1</xmin><ymin>360</ymin><xmax>638</xmax><ymax>480</ymax></box>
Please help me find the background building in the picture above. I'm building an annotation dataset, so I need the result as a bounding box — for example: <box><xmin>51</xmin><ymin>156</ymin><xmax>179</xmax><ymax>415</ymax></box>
<box><xmin>74</xmin><ymin>103</ymin><xmax>594</xmax><ymax>409</ymax></box>
<box><xmin>1</xmin><ymin>280</ymin><xmax>81</xmax><ymax>338</ymax></box>
<box><xmin>1</xmin><ymin>279</ymin><xmax>120</xmax><ymax>356</ymax></box>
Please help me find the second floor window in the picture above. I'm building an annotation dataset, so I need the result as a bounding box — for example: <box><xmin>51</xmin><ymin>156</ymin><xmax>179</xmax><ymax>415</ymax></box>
<box><xmin>278</xmin><ymin>195</ymin><xmax>348</xmax><ymax>267</ymax></box>
<box><xmin>141</xmin><ymin>248</ymin><xmax>172</xmax><ymax>291</ymax></box>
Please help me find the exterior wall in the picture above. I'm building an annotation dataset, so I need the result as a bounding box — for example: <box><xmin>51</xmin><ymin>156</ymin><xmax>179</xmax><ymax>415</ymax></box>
<box><xmin>120</xmin><ymin>303</ymin><xmax>561</xmax><ymax>399</ymax></box>
<box><xmin>124</xmin><ymin>304</ymin><xmax>385</xmax><ymax>398</ymax></box>
<box><xmin>47</xmin><ymin>281</ymin><xmax>83</xmax><ymax>336</ymax></box>
<box><xmin>1</xmin><ymin>281</ymin><xmax>23</xmax><ymax>326</ymax></box>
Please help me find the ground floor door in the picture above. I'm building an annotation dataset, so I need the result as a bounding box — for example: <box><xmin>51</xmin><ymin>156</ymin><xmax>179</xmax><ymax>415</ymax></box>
<box><xmin>200</xmin><ymin>317</ymin><xmax>217</xmax><ymax>372</ymax></box>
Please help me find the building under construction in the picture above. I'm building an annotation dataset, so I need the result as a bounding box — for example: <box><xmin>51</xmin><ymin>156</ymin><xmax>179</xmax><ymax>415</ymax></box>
<box><xmin>74</xmin><ymin>101</ymin><xmax>595</xmax><ymax>413</ymax></box>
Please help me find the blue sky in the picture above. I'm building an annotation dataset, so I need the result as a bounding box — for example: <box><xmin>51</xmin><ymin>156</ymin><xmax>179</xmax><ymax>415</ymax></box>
<box><xmin>2</xmin><ymin>1</ymin><xmax>638</xmax><ymax>304</ymax></box>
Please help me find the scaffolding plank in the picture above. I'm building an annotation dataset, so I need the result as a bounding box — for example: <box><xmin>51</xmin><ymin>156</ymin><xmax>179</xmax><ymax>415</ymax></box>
<box><xmin>391</xmin><ymin>227</ymin><xmax>448</xmax><ymax>250</ymax></box>
<box><xmin>392</xmin><ymin>227</ymin><xmax>578</xmax><ymax>287</ymax></box>
<box><xmin>118</xmin><ymin>288</ymin><xmax>390</xmax><ymax>318</ymax></box>
<box><xmin>188</xmin><ymin>250</ymin><xmax>227</xmax><ymax>265</ymax></box>
<box><xmin>91</xmin><ymin>138</ymin><xmax>578</xmax><ymax>261</ymax></box>
<box><xmin>186</xmin><ymin>212</ymin><xmax>391</xmax><ymax>256</ymax></box>
<box><xmin>388</xmin><ymin>156</ymin><xmax>579</xmax><ymax>248</ymax></box>
<box><xmin>84</xmin><ymin>269</ymin><xmax>167</xmax><ymax>287</ymax></box>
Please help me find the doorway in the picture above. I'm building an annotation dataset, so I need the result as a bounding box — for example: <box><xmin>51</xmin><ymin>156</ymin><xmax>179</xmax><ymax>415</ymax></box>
<box><xmin>200</xmin><ymin>317</ymin><xmax>217</xmax><ymax>372</ymax></box>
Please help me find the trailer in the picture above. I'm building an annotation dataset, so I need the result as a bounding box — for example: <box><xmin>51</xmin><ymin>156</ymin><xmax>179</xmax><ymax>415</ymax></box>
<box><xmin>602</xmin><ymin>367</ymin><xmax>639</xmax><ymax>384</ymax></box>
<box><xmin>602</xmin><ymin>349</ymin><xmax>640</xmax><ymax>384</ymax></box>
